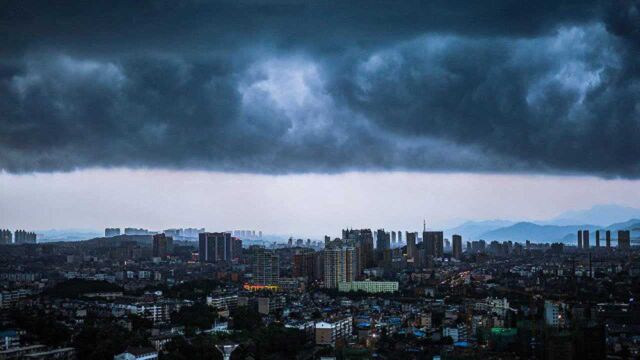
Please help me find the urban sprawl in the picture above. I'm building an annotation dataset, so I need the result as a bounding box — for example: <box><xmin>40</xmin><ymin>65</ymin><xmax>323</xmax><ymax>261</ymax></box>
<box><xmin>0</xmin><ymin>223</ymin><xmax>638</xmax><ymax>360</ymax></box>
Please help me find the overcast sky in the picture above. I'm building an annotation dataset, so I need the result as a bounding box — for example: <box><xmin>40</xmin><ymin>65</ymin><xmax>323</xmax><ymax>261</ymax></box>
<box><xmin>1</xmin><ymin>1</ymin><xmax>639</xmax><ymax>235</ymax></box>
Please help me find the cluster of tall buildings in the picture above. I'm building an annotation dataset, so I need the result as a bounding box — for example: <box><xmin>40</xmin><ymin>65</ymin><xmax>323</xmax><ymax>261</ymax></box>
<box><xmin>288</xmin><ymin>238</ymin><xmax>322</xmax><ymax>248</ymax></box>
<box><xmin>124</xmin><ymin>228</ymin><xmax>153</xmax><ymax>236</ymax></box>
<box><xmin>0</xmin><ymin>230</ymin><xmax>37</xmax><ymax>245</ymax></box>
<box><xmin>105</xmin><ymin>228</ymin><xmax>121</xmax><ymax>237</ymax></box>
<box><xmin>107</xmin><ymin>227</ymin><xmax>206</xmax><ymax>240</ymax></box>
<box><xmin>283</xmin><ymin>226</ymin><xmax>465</xmax><ymax>289</ymax></box>
<box><xmin>198</xmin><ymin>232</ymin><xmax>242</xmax><ymax>263</ymax></box>
<box><xmin>232</xmin><ymin>230</ymin><xmax>262</xmax><ymax>239</ymax></box>
<box><xmin>105</xmin><ymin>227</ymin><xmax>155</xmax><ymax>237</ymax></box>
<box><xmin>152</xmin><ymin>234</ymin><xmax>174</xmax><ymax>258</ymax></box>
<box><xmin>0</xmin><ymin>230</ymin><xmax>12</xmax><ymax>245</ymax></box>
<box><xmin>577</xmin><ymin>229</ymin><xmax>631</xmax><ymax>250</ymax></box>
<box><xmin>291</xmin><ymin>238</ymin><xmax>361</xmax><ymax>289</ymax></box>
<box><xmin>162</xmin><ymin>228</ymin><xmax>204</xmax><ymax>239</ymax></box>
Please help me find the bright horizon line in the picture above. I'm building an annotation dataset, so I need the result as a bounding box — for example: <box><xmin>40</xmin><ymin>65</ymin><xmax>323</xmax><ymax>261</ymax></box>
<box><xmin>1</xmin><ymin>169</ymin><xmax>639</xmax><ymax>237</ymax></box>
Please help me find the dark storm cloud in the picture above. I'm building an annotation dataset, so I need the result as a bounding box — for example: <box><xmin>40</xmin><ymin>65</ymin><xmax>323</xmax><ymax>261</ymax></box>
<box><xmin>1</xmin><ymin>0</ymin><xmax>639</xmax><ymax>177</ymax></box>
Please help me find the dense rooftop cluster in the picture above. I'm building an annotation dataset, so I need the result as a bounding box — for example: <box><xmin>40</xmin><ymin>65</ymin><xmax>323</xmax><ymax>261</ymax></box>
<box><xmin>0</xmin><ymin>226</ymin><xmax>638</xmax><ymax>359</ymax></box>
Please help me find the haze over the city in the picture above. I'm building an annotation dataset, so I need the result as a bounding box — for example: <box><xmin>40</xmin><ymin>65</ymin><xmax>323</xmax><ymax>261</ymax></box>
<box><xmin>1</xmin><ymin>169</ymin><xmax>640</xmax><ymax>237</ymax></box>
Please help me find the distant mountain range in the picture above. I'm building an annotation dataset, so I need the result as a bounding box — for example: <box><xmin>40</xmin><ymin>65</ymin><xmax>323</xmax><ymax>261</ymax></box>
<box><xmin>444</xmin><ymin>220</ymin><xmax>515</xmax><ymax>240</ymax></box>
<box><xmin>36</xmin><ymin>229</ymin><xmax>103</xmax><ymax>242</ymax></box>
<box><xmin>446</xmin><ymin>204</ymin><xmax>640</xmax><ymax>243</ymax></box>
<box><xmin>450</xmin><ymin>219</ymin><xmax>640</xmax><ymax>244</ymax></box>
<box><xmin>548</xmin><ymin>204</ymin><xmax>640</xmax><ymax>226</ymax></box>
<box><xmin>480</xmin><ymin>222</ymin><xmax>598</xmax><ymax>243</ymax></box>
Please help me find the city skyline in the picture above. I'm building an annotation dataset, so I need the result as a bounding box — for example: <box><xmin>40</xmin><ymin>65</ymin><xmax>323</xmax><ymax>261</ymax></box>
<box><xmin>1</xmin><ymin>2</ymin><xmax>639</xmax><ymax>359</ymax></box>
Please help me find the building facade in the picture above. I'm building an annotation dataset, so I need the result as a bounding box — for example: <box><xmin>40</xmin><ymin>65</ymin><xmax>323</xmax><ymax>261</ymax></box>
<box><xmin>315</xmin><ymin>317</ymin><xmax>353</xmax><ymax>346</ymax></box>
<box><xmin>452</xmin><ymin>234</ymin><xmax>463</xmax><ymax>259</ymax></box>
<box><xmin>199</xmin><ymin>232</ymin><xmax>232</xmax><ymax>262</ymax></box>
<box><xmin>337</xmin><ymin>281</ymin><xmax>399</xmax><ymax>293</ymax></box>
<box><xmin>252</xmin><ymin>249</ymin><xmax>280</xmax><ymax>286</ymax></box>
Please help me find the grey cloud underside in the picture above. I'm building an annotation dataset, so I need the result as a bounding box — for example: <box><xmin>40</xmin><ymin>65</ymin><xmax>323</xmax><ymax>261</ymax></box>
<box><xmin>1</xmin><ymin>0</ymin><xmax>639</xmax><ymax>177</ymax></box>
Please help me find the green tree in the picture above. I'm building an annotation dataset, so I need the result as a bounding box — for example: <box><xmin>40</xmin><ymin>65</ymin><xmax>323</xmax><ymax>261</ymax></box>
<box><xmin>171</xmin><ymin>303</ymin><xmax>218</xmax><ymax>333</ymax></box>
<box><xmin>230</xmin><ymin>307</ymin><xmax>263</xmax><ymax>331</ymax></box>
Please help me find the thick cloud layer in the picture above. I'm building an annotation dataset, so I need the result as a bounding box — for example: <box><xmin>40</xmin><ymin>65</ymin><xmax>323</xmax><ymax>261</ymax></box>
<box><xmin>1</xmin><ymin>0</ymin><xmax>639</xmax><ymax>177</ymax></box>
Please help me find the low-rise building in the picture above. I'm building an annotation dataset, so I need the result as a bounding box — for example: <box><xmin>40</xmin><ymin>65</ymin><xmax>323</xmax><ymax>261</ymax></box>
<box><xmin>315</xmin><ymin>317</ymin><xmax>353</xmax><ymax>346</ymax></box>
<box><xmin>0</xmin><ymin>290</ymin><xmax>31</xmax><ymax>309</ymax></box>
<box><xmin>113</xmin><ymin>347</ymin><xmax>158</xmax><ymax>360</ymax></box>
<box><xmin>206</xmin><ymin>295</ymin><xmax>238</xmax><ymax>310</ymax></box>
<box><xmin>337</xmin><ymin>281</ymin><xmax>398</xmax><ymax>293</ymax></box>
<box><xmin>257</xmin><ymin>296</ymin><xmax>285</xmax><ymax>315</ymax></box>
<box><xmin>23</xmin><ymin>347</ymin><xmax>75</xmax><ymax>359</ymax></box>
<box><xmin>0</xmin><ymin>330</ymin><xmax>20</xmax><ymax>351</ymax></box>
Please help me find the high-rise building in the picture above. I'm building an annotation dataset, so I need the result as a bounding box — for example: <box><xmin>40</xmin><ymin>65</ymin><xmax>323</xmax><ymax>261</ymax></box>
<box><xmin>435</xmin><ymin>235</ymin><xmax>444</xmax><ymax>257</ymax></box>
<box><xmin>423</xmin><ymin>231</ymin><xmax>443</xmax><ymax>258</ymax></box>
<box><xmin>406</xmin><ymin>232</ymin><xmax>417</xmax><ymax>259</ymax></box>
<box><xmin>391</xmin><ymin>231</ymin><xmax>397</xmax><ymax>245</ymax></box>
<box><xmin>345</xmin><ymin>246</ymin><xmax>358</xmax><ymax>282</ymax></box>
<box><xmin>606</xmin><ymin>230</ymin><xmax>611</xmax><ymax>249</ymax></box>
<box><xmin>199</xmin><ymin>232</ymin><xmax>232</xmax><ymax>262</ymax></box>
<box><xmin>163</xmin><ymin>228</ymin><xmax>182</xmax><ymax>238</ymax></box>
<box><xmin>152</xmin><ymin>234</ymin><xmax>173</xmax><ymax>258</ymax></box>
<box><xmin>105</xmin><ymin>228</ymin><xmax>121</xmax><ymax>237</ymax></box>
<box><xmin>14</xmin><ymin>230</ymin><xmax>36</xmax><ymax>244</ymax></box>
<box><xmin>342</xmin><ymin>228</ymin><xmax>373</xmax><ymax>269</ymax></box>
<box><xmin>582</xmin><ymin>230</ymin><xmax>590</xmax><ymax>249</ymax></box>
<box><xmin>595</xmin><ymin>230</ymin><xmax>600</xmax><ymax>248</ymax></box>
<box><xmin>124</xmin><ymin>228</ymin><xmax>151</xmax><ymax>236</ymax></box>
<box><xmin>376</xmin><ymin>229</ymin><xmax>390</xmax><ymax>252</ymax></box>
<box><xmin>544</xmin><ymin>300</ymin><xmax>568</xmax><ymax>329</ymax></box>
<box><xmin>323</xmin><ymin>246</ymin><xmax>357</xmax><ymax>289</ymax></box>
<box><xmin>292</xmin><ymin>249</ymin><xmax>315</xmax><ymax>279</ymax></box>
<box><xmin>398</xmin><ymin>231</ymin><xmax>402</xmax><ymax>244</ymax></box>
<box><xmin>231</xmin><ymin>237</ymin><xmax>243</xmax><ymax>260</ymax></box>
<box><xmin>618</xmin><ymin>230</ymin><xmax>631</xmax><ymax>249</ymax></box>
<box><xmin>452</xmin><ymin>234</ymin><xmax>463</xmax><ymax>259</ymax></box>
<box><xmin>577</xmin><ymin>230</ymin><xmax>583</xmax><ymax>249</ymax></box>
<box><xmin>313</xmin><ymin>251</ymin><xmax>324</xmax><ymax>281</ymax></box>
<box><xmin>252</xmin><ymin>248</ymin><xmax>279</xmax><ymax>286</ymax></box>
<box><xmin>0</xmin><ymin>230</ymin><xmax>12</xmax><ymax>245</ymax></box>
